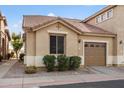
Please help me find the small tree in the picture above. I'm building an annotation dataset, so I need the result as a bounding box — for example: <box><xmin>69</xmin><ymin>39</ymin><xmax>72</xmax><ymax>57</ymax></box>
<box><xmin>11</xmin><ymin>32</ymin><xmax>23</xmax><ymax>59</ymax></box>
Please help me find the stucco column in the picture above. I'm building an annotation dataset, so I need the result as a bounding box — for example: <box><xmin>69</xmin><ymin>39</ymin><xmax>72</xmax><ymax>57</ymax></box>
<box><xmin>25</xmin><ymin>32</ymin><xmax>36</xmax><ymax>67</ymax></box>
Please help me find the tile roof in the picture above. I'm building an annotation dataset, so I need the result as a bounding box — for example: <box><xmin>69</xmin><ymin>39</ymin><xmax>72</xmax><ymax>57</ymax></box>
<box><xmin>23</xmin><ymin>15</ymin><xmax>115</xmax><ymax>35</ymax></box>
<box><xmin>23</xmin><ymin>15</ymin><xmax>58</xmax><ymax>28</ymax></box>
<box><xmin>63</xmin><ymin>19</ymin><xmax>114</xmax><ymax>35</ymax></box>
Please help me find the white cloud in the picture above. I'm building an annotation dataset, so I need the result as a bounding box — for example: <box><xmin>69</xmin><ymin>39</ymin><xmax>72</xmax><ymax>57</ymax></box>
<box><xmin>47</xmin><ymin>12</ymin><xmax>56</xmax><ymax>17</ymax></box>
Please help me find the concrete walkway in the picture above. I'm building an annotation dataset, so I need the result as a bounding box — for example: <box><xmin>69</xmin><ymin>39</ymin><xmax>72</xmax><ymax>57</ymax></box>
<box><xmin>1</xmin><ymin>73</ymin><xmax>124</xmax><ymax>88</ymax></box>
<box><xmin>1</xmin><ymin>60</ymin><xmax>124</xmax><ymax>88</ymax></box>
<box><xmin>0</xmin><ymin>59</ymin><xmax>17</xmax><ymax>78</ymax></box>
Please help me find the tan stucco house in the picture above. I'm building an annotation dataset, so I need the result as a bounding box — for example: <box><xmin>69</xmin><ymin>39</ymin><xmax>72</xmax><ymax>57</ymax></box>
<box><xmin>83</xmin><ymin>5</ymin><xmax>124</xmax><ymax>66</ymax></box>
<box><xmin>0</xmin><ymin>12</ymin><xmax>11</xmax><ymax>59</ymax></box>
<box><xmin>23</xmin><ymin>5</ymin><xmax>124</xmax><ymax>67</ymax></box>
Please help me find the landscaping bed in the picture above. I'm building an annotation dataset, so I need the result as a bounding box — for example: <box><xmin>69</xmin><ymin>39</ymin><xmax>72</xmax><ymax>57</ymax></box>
<box><xmin>3</xmin><ymin>61</ymin><xmax>92</xmax><ymax>78</ymax></box>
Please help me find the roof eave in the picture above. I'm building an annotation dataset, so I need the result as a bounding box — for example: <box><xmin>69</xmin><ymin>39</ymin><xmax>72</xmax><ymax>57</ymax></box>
<box><xmin>82</xmin><ymin>32</ymin><xmax>116</xmax><ymax>37</ymax></box>
<box><xmin>23</xmin><ymin>27</ymin><xmax>33</xmax><ymax>32</ymax></box>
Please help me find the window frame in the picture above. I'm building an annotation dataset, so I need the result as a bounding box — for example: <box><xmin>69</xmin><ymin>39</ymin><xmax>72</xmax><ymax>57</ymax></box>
<box><xmin>102</xmin><ymin>12</ymin><xmax>107</xmax><ymax>21</ymax></box>
<box><xmin>96</xmin><ymin>15</ymin><xmax>101</xmax><ymax>24</ymax></box>
<box><xmin>49</xmin><ymin>34</ymin><xmax>65</xmax><ymax>55</ymax></box>
<box><xmin>107</xmin><ymin>9</ymin><xmax>113</xmax><ymax>19</ymax></box>
<box><xmin>95</xmin><ymin>9</ymin><xmax>113</xmax><ymax>24</ymax></box>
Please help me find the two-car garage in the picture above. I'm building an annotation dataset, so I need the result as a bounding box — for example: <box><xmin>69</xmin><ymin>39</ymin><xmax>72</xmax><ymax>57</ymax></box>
<box><xmin>84</xmin><ymin>42</ymin><xmax>106</xmax><ymax>66</ymax></box>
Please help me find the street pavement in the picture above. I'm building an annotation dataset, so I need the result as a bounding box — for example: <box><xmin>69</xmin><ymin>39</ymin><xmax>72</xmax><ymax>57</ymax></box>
<box><xmin>40</xmin><ymin>79</ymin><xmax>124</xmax><ymax>88</ymax></box>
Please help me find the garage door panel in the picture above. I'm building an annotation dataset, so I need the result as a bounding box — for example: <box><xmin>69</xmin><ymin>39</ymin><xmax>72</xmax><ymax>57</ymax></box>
<box><xmin>84</xmin><ymin>42</ymin><xmax>106</xmax><ymax>66</ymax></box>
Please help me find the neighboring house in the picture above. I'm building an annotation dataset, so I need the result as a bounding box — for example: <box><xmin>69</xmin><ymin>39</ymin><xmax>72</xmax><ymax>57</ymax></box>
<box><xmin>23</xmin><ymin>15</ymin><xmax>115</xmax><ymax>67</ymax></box>
<box><xmin>83</xmin><ymin>5</ymin><xmax>124</xmax><ymax>66</ymax></box>
<box><xmin>0</xmin><ymin>12</ymin><xmax>11</xmax><ymax>59</ymax></box>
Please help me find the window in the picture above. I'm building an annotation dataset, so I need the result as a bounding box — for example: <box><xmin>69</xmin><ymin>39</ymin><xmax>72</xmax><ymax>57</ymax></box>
<box><xmin>102</xmin><ymin>13</ymin><xmax>107</xmax><ymax>21</ymax></box>
<box><xmin>85</xmin><ymin>44</ymin><xmax>88</xmax><ymax>47</ymax></box>
<box><xmin>96</xmin><ymin>9</ymin><xmax>113</xmax><ymax>24</ymax></box>
<box><xmin>50</xmin><ymin>36</ymin><xmax>56</xmax><ymax>54</ymax></box>
<box><xmin>90</xmin><ymin>44</ymin><xmax>94</xmax><ymax>47</ymax></box>
<box><xmin>101</xmin><ymin>44</ymin><xmax>106</xmax><ymax>48</ymax></box>
<box><xmin>96</xmin><ymin>15</ymin><xmax>101</xmax><ymax>23</ymax></box>
<box><xmin>50</xmin><ymin>35</ymin><xmax>64</xmax><ymax>54</ymax></box>
<box><xmin>101</xmin><ymin>14</ymin><xmax>104</xmax><ymax>21</ymax></box>
<box><xmin>107</xmin><ymin>9</ymin><xmax>113</xmax><ymax>19</ymax></box>
<box><xmin>96</xmin><ymin>45</ymin><xmax>100</xmax><ymax>47</ymax></box>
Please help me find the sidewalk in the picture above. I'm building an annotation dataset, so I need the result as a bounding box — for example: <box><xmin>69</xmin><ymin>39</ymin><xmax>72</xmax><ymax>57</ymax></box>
<box><xmin>0</xmin><ymin>59</ymin><xmax>17</xmax><ymax>78</ymax></box>
<box><xmin>0</xmin><ymin>73</ymin><xmax>124</xmax><ymax>88</ymax></box>
<box><xmin>0</xmin><ymin>60</ymin><xmax>124</xmax><ymax>88</ymax></box>
<box><xmin>23</xmin><ymin>74</ymin><xmax>124</xmax><ymax>88</ymax></box>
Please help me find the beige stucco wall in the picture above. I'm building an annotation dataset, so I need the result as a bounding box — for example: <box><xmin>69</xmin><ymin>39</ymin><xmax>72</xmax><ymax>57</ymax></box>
<box><xmin>79</xmin><ymin>36</ymin><xmax>113</xmax><ymax>55</ymax></box>
<box><xmin>35</xmin><ymin>22</ymin><xmax>78</xmax><ymax>56</ymax></box>
<box><xmin>25</xmin><ymin>22</ymin><xmax>79</xmax><ymax>66</ymax></box>
<box><xmin>26</xmin><ymin>32</ymin><xmax>36</xmax><ymax>56</ymax></box>
<box><xmin>86</xmin><ymin>5</ymin><xmax>124</xmax><ymax>65</ymax></box>
<box><xmin>35</xmin><ymin>23</ymin><xmax>79</xmax><ymax>67</ymax></box>
<box><xmin>25</xmin><ymin>32</ymin><xmax>36</xmax><ymax>66</ymax></box>
<box><xmin>25</xmin><ymin>22</ymin><xmax>114</xmax><ymax>67</ymax></box>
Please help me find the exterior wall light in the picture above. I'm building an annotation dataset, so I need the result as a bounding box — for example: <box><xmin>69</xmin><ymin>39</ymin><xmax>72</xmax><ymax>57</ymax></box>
<box><xmin>78</xmin><ymin>39</ymin><xmax>81</xmax><ymax>43</ymax></box>
<box><xmin>120</xmin><ymin>40</ymin><xmax>123</xmax><ymax>44</ymax></box>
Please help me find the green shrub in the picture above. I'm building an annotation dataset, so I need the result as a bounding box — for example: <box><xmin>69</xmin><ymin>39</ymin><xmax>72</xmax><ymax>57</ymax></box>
<box><xmin>69</xmin><ymin>56</ymin><xmax>81</xmax><ymax>70</ymax></box>
<box><xmin>43</xmin><ymin>55</ymin><xmax>56</xmax><ymax>72</ymax></box>
<box><xmin>19</xmin><ymin>53</ymin><xmax>25</xmax><ymax>61</ymax></box>
<box><xmin>0</xmin><ymin>55</ymin><xmax>3</xmax><ymax>62</ymax></box>
<box><xmin>25</xmin><ymin>66</ymin><xmax>37</xmax><ymax>74</ymax></box>
<box><xmin>57</xmin><ymin>55</ymin><xmax>69</xmax><ymax>71</ymax></box>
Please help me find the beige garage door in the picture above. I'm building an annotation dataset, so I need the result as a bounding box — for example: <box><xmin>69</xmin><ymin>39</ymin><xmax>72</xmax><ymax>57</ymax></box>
<box><xmin>84</xmin><ymin>42</ymin><xmax>106</xmax><ymax>66</ymax></box>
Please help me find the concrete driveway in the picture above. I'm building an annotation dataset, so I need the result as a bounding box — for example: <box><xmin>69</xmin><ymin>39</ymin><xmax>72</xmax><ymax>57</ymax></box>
<box><xmin>87</xmin><ymin>66</ymin><xmax>124</xmax><ymax>75</ymax></box>
<box><xmin>1</xmin><ymin>60</ymin><xmax>124</xmax><ymax>88</ymax></box>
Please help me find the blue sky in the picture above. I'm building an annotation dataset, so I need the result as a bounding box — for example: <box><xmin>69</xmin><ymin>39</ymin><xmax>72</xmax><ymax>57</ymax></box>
<box><xmin>0</xmin><ymin>5</ymin><xmax>106</xmax><ymax>34</ymax></box>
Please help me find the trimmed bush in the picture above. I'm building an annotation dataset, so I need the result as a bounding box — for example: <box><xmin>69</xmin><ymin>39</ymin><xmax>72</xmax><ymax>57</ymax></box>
<box><xmin>69</xmin><ymin>56</ymin><xmax>81</xmax><ymax>70</ymax></box>
<box><xmin>43</xmin><ymin>55</ymin><xmax>56</xmax><ymax>72</ymax></box>
<box><xmin>19</xmin><ymin>53</ymin><xmax>25</xmax><ymax>61</ymax></box>
<box><xmin>0</xmin><ymin>55</ymin><xmax>3</xmax><ymax>62</ymax></box>
<box><xmin>57</xmin><ymin>55</ymin><xmax>69</xmax><ymax>71</ymax></box>
<box><xmin>25</xmin><ymin>66</ymin><xmax>37</xmax><ymax>74</ymax></box>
